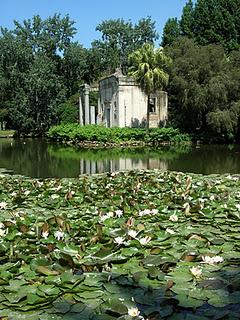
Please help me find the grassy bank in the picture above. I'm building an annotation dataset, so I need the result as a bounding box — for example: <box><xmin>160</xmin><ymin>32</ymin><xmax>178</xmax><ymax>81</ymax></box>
<box><xmin>47</xmin><ymin>124</ymin><xmax>191</xmax><ymax>146</ymax></box>
<box><xmin>0</xmin><ymin>170</ymin><xmax>239</xmax><ymax>319</ymax></box>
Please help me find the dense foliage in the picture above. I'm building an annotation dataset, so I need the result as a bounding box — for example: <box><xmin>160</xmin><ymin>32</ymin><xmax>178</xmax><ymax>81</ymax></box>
<box><xmin>162</xmin><ymin>0</ymin><xmax>240</xmax><ymax>50</ymax></box>
<box><xmin>47</xmin><ymin>124</ymin><xmax>190</xmax><ymax>144</ymax></box>
<box><xmin>165</xmin><ymin>38</ymin><xmax>240</xmax><ymax>142</ymax></box>
<box><xmin>0</xmin><ymin>170</ymin><xmax>240</xmax><ymax>318</ymax></box>
<box><xmin>1</xmin><ymin>1</ymin><xmax>240</xmax><ymax>142</ymax></box>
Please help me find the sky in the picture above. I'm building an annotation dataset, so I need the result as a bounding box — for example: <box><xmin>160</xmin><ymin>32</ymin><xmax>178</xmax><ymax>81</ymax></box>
<box><xmin>0</xmin><ymin>0</ymin><xmax>188</xmax><ymax>47</ymax></box>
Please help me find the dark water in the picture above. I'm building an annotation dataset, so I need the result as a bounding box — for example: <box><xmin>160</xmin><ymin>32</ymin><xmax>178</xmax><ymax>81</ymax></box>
<box><xmin>0</xmin><ymin>138</ymin><xmax>240</xmax><ymax>178</ymax></box>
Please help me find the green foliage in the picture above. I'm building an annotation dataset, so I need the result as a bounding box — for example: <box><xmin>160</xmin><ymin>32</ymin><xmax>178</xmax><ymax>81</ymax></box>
<box><xmin>162</xmin><ymin>0</ymin><xmax>240</xmax><ymax>51</ymax></box>
<box><xmin>165</xmin><ymin>37</ymin><xmax>240</xmax><ymax>142</ymax></box>
<box><xmin>47</xmin><ymin>124</ymin><xmax>190</xmax><ymax>144</ymax></box>
<box><xmin>0</xmin><ymin>170</ymin><xmax>239</xmax><ymax>317</ymax></box>
<box><xmin>128</xmin><ymin>43</ymin><xmax>171</xmax><ymax>96</ymax></box>
<box><xmin>92</xmin><ymin>17</ymin><xmax>159</xmax><ymax>75</ymax></box>
<box><xmin>56</xmin><ymin>103</ymin><xmax>78</xmax><ymax>124</ymax></box>
<box><xmin>162</xmin><ymin>18</ymin><xmax>181</xmax><ymax>47</ymax></box>
<box><xmin>0</xmin><ymin>14</ymin><xmax>76</xmax><ymax>135</ymax></box>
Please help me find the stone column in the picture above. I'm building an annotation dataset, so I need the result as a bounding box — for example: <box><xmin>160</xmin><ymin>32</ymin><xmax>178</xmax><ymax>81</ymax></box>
<box><xmin>90</xmin><ymin>106</ymin><xmax>96</xmax><ymax>124</ymax></box>
<box><xmin>79</xmin><ymin>96</ymin><xmax>83</xmax><ymax>125</ymax></box>
<box><xmin>84</xmin><ymin>85</ymin><xmax>90</xmax><ymax>125</ymax></box>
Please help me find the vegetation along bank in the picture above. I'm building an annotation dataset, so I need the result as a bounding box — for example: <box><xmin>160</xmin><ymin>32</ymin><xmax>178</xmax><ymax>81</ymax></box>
<box><xmin>47</xmin><ymin>124</ymin><xmax>191</xmax><ymax>147</ymax></box>
<box><xmin>0</xmin><ymin>170</ymin><xmax>239</xmax><ymax>319</ymax></box>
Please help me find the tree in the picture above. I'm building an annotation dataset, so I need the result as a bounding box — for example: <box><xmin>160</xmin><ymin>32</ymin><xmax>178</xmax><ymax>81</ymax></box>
<box><xmin>165</xmin><ymin>37</ymin><xmax>240</xmax><ymax>142</ymax></box>
<box><xmin>93</xmin><ymin>17</ymin><xmax>159</xmax><ymax>74</ymax></box>
<box><xmin>0</xmin><ymin>14</ymin><xmax>79</xmax><ymax>134</ymax></box>
<box><xmin>179</xmin><ymin>0</ymin><xmax>194</xmax><ymax>38</ymax></box>
<box><xmin>162</xmin><ymin>0</ymin><xmax>240</xmax><ymax>51</ymax></box>
<box><xmin>162</xmin><ymin>18</ymin><xmax>181</xmax><ymax>47</ymax></box>
<box><xmin>62</xmin><ymin>43</ymin><xmax>89</xmax><ymax>96</ymax></box>
<box><xmin>128</xmin><ymin>43</ymin><xmax>171</xmax><ymax>129</ymax></box>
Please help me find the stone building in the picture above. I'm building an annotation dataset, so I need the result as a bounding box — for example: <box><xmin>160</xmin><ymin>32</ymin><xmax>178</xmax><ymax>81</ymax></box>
<box><xmin>79</xmin><ymin>69</ymin><xmax>168</xmax><ymax>128</ymax></box>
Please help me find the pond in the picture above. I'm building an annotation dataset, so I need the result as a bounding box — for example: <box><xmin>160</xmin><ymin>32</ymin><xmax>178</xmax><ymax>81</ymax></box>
<box><xmin>1</xmin><ymin>138</ymin><xmax>240</xmax><ymax>178</ymax></box>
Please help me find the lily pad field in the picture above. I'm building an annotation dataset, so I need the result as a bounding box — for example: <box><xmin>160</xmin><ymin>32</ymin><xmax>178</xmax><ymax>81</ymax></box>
<box><xmin>0</xmin><ymin>170</ymin><xmax>240</xmax><ymax>319</ymax></box>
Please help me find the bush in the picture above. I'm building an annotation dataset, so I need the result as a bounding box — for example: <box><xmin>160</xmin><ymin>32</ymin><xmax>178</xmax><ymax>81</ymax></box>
<box><xmin>48</xmin><ymin>124</ymin><xmax>191</xmax><ymax>144</ymax></box>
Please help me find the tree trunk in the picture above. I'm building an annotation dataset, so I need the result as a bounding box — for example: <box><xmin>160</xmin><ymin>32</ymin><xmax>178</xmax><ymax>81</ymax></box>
<box><xmin>146</xmin><ymin>95</ymin><xmax>150</xmax><ymax>132</ymax></box>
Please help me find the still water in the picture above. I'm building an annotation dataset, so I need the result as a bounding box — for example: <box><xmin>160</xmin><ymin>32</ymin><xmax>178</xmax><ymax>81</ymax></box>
<box><xmin>1</xmin><ymin>138</ymin><xmax>240</xmax><ymax>178</ymax></box>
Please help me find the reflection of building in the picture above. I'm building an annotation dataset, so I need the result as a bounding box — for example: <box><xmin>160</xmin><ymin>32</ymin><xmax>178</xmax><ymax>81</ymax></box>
<box><xmin>79</xmin><ymin>158</ymin><xmax>168</xmax><ymax>175</ymax></box>
<box><xmin>79</xmin><ymin>69</ymin><xmax>168</xmax><ymax>128</ymax></box>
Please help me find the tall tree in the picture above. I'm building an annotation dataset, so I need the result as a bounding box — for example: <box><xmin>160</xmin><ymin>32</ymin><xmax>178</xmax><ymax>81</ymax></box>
<box><xmin>180</xmin><ymin>0</ymin><xmax>194</xmax><ymax>38</ymax></box>
<box><xmin>162</xmin><ymin>18</ymin><xmax>181</xmax><ymax>47</ymax></box>
<box><xmin>93</xmin><ymin>17</ymin><xmax>159</xmax><ymax>75</ymax></box>
<box><xmin>128</xmin><ymin>43</ymin><xmax>171</xmax><ymax>129</ymax></box>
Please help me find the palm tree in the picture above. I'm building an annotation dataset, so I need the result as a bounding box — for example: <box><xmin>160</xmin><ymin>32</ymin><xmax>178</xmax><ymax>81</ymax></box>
<box><xmin>128</xmin><ymin>43</ymin><xmax>171</xmax><ymax>129</ymax></box>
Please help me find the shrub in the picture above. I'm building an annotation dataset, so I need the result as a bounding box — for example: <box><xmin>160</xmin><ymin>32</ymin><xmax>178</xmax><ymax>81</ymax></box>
<box><xmin>47</xmin><ymin>124</ymin><xmax>191</xmax><ymax>144</ymax></box>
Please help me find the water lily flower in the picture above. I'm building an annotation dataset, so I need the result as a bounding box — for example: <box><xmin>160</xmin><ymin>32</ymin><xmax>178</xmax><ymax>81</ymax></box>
<box><xmin>202</xmin><ymin>255</ymin><xmax>224</xmax><ymax>265</ymax></box>
<box><xmin>54</xmin><ymin>231</ymin><xmax>65</xmax><ymax>241</ymax></box>
<box><xmin>10</xmin><ymin>192</ymin><xmax>17</xmax><ymax>197</ymax></box>
<box><xmin>190</xmin><ymin>266</ymin><xmax>202</xmax><ymax>278</ymax></box>
<box><xmin>115</xmin><ymin>209</ymin><xmax>123</xmax><ymax>218</ymax></box>
<box><xmin>99</xmin><ymin>214</ymin><xmax>110</xmax><ymax>222</ymax></box>
<box><xmin>128</xmin><ymin>307</ymin><xmax>140</xmax><ymax>317</ymax></box>
<box><xmin>151</xmin><ymin>209</ymin><xmax>158</xmax><ymax>215</ymax></box>
<box><xmin>42</xmin><ymin>231</ymin><xmax>49</xmax><ymax>239</ymax></box>
<box><xmin>36</xmin><ymin>181</ymin><xmax>44</xmax><ymax>188</ymax></box>
<box><xmin>166</xmin><ymin>228</ymin><xmax>175</xmax><ymax>235</ymax></box>
<box><xmin>24</xmin><ymin>190</ymin><xmax>31</xmax><ymax>196</ymax></box>
<box><xmin>139</xmin><ymin>209</ymin><xmax>151</xmax><ymax>217</ymax></box>
<box><xmin>0</xmin><ymin>202</ymin><xmax>7</xmax><ymax>210</ymax></box>
<box><xmin>235</xmin><ymin>204</ymin><xmax>240</xmax><ymax>210</ymax></box>
<box><xmin>169</xmin><ymin>213</ymin><xmax>178</xmax><ymax>222</ymax></box>
<box><xmin>51</xmin><ymin>194</ymin><xmax>60</xmax><ymax>200</ymax></box>
<box><xmin>139</xmin><ymin>236</ymin><xmax>151</xmax><ymax>245</ymax></box>
<box><xmin>128</xmin><ymin>230</ymin><xmax>138</xmax><ymax>238</ymax></box>
<box><xmin>114</xmin><ymin>236</ymin><xmax>125</xmax><ymax>245</ymax></box>
<box><xmin>0</xmin><ymin>229</ymin><xmax>6</xmax><ymax>237</ymax></box>
<box><xmin>107</xmin><ymin>211</ymin><xmax>114</xmax><ymax>218</ymax></box>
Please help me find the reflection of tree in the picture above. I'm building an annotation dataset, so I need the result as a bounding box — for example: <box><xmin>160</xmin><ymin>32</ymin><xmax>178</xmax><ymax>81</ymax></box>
<box><xmin>0</xmin><ymin>139</ymin><xmax>80</xmax><ymax>178</ymax></box>
<box><xmin>169</xmin><ymin>145</ymin><xmax>240</xmax><ymax>174</ymax></box>
<box><xmin>6</xmin><ymin>139</ymin><xmax>240</xmax><ymax>177</ymax></box>
<box><xmin>0</xmin><ymin>139</ymin><xmax>191</xmax><ymax>178</ymax></box>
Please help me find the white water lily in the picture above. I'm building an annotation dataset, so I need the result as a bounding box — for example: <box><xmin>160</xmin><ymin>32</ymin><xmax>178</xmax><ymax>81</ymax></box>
<box><xmin>190</xmin><ymin>266</ymin><xmax>202</xmax><ymax>278</ymax></box>
<box><xmin>24</xmin><ymin>190</ymin><xmax>31</xmax><ymax>196</ymax></box>
<box><xmin>0</xmin><ymin>229</ymin><xmax>6</xmax><ymax>237</ymax></box>
<box><xmin>10</xmin><ymin>192</ymin><xmax>17</xmax><ymax>197</ymax></box>
<box><xmin>139</xmin><ymin>209</ymin><xmax>151</xmax><ymax>217</ymax></box>
<box><xmin>36</xmin><ymin>181</ymin><xmax>44</xmax><ymax>188</ymax></box>
<box><xmin>151</xmin><ymin>209</ymin><xmax>158</xmax><ymax>215</ymax></box>
<box><xmin>115</xmin><ymin>209</ymin><xmax>123</xmax><ymax>218</ymax></box>
<box><xmin>42</xmin><ymin>231</ymin><xmax>49</xmax><ymax>239</ymax></box>
<box><xmin>99</xmin><ymin>215</ymin><xmax>110</xmax><ymax>222</ymax></box>
<box><xmin>51</xmin><ymin>194</ymin><xmax>60</xmax><ymax>200</ymax></box>
<box><xmin>235</xmin><ymin>204</ymin><xmax>240</xmax><ymax>210</ymax></box>
<box><xmin>166</xmin><ymin>228</ymin><xmax>175</xmax><ymax>235</ymax></box>
<box><xmin>169</xmin><ymin>213</ymin><xmax>178</xmax><ymax>222</ymax></box>
<box><xmin>107</xmin><ymin>211</ymin><xmax>114</xmax><ymax>218</ymax></box>
<box><xmin>128</xmin><ymin>307</ymin><xmax>140</xmax><ymax>317</ymax></box>
<box><xmin>202</xmin><ymin>255</ymin><xmax>224</xmax><ymax>265</ymax></box>
<box><xmin>114</xmin><ymin>236</ymin><xmax>125</xmax><ymax>245</ymax></box>
<box><xmin>139</xmin><ymin>236</ymin><xmax>151</xmax><ymax>245</ymax></box>
<box><xmin>128</xmin><ymin>230</ymin><xmax>138</xmax><ymax>238</ymax></box>
<box><xmin>54</xmin><ymin>231</ymin><xmax>65</xmax><ymax>241</ymax></box>
<box><xmin>0</xmin><ymin>202</ymin><xmax>7</xmax><ymax>210</ymax></box>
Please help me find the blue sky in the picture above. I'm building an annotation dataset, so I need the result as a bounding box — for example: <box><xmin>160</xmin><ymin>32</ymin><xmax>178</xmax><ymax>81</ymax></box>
<box><xmin>0</xmin><ymin>0</ymin><xmax>187</xmax><ymax>47</ymax></box>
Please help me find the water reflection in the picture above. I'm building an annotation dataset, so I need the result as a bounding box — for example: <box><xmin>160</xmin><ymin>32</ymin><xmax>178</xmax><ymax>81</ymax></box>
<box><xmin>0</xmin><ymin>138</ymin><xmax>240</xmax><ymax>178</ymax></box>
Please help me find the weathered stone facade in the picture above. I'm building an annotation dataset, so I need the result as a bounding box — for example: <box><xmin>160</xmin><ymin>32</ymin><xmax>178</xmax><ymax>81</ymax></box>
<box><xmin>79</xmin><ymin>69</ymin><xmax>168</xmax><ymax>128</ymax></box>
